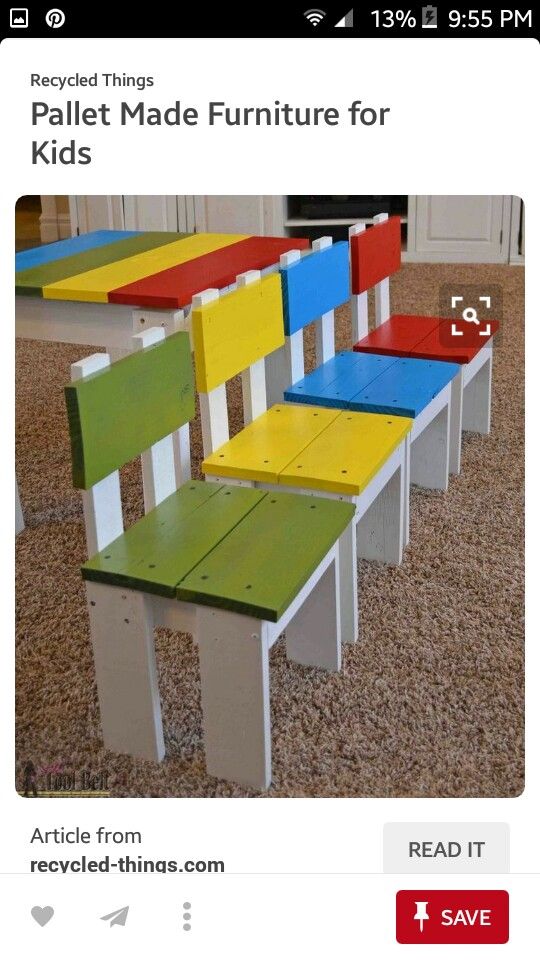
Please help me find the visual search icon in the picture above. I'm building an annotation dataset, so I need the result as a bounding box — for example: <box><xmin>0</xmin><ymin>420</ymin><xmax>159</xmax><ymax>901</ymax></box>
<box><xmin>304</xmin><ymin>9</ymin><xmax>326</xmax><ymax>26</ymax></box>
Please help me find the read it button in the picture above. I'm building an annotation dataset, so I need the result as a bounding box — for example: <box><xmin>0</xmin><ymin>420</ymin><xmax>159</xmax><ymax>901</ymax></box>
<box><xmin>396</xmin><ymin>890</ymin><xmax>509</xmax><ymax>944</ymax></box>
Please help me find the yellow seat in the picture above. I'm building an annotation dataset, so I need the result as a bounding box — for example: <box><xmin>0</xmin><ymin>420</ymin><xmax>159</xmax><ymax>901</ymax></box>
<box><xmin>203</xmin><ymin>403</ymin><xmax>412</xmax><ymax>495</ymax></box>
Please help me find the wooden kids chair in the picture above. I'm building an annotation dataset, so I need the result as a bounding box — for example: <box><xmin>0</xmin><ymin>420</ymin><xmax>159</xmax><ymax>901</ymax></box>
<box><xmin>192</xmin><ymin>270</ymin><xmax>412</xmax><ymax>649</ymax></box>
<box><xmin>278</xmin><ymin>239</ymin><xmax>460</xmax><ymax>543</ymax></box>
<box><xmin>65</xmin><ymin>328</ymin><xmax>355</xmax><ymax>790</ymax></box>
<box><xmin>265</xmin><ymin>236</ymin><xmax>349</xmax><ymax>406</ymax></box>
<box><xmin>350</xmin><ymin>213</ymin><xmax>499</xmax><ymax>474</ymax></box>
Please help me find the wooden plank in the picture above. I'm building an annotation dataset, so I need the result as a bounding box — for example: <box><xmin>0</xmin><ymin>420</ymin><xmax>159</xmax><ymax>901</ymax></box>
<box><xmin>82</xmin><ymin>481</ymin><xmax>266</xmax><ymax>596</ymax></box>
<box><xmin>192</xmin><ymin>273</ymin><xmax>285</xmax><ymax>393</ymax></box>
<box><xmin>346</xmin><ymin>356</ymin><xmax>460</xmax><ymax>418</ymax></box>
<box><xmin>407</xmin><ymin>318</ymin><xmax>500</xmax><ymax>364</ymax></box>
<box><xmin>16</xmin><ymin>232</ymin><xmax>186</xmax><ymax>297</ymax></box>
<box><xmin>15</xmin><ymin>230</ymin><xmax>141</xmax><ymax>272</ymax></box>
<box><xmin>108</xmin><ymin>236</ymin><xmax>309</xmax><ymax>308</ymax></box>
<box><xmin>284</xmin><ymin>351</ymin><xmax>397</xmax><ymax>407</ymax></box>
<box><xmin>279</xmin><ymin>410</ymin><xmax>412</xmax><ymax>496</ymax></box>
<box><xmin>202</xmin><ymin>402</ymin><xmax>339</xmax><ymax>483</ymax></box>
<box><xmin>44</xmin><ymin>233</ymin><xmax>249</xmax><ymax>303</ymax></box>
<box><xmin>280</xmin><ymin>241</ymin><xmax>349</xmax><ymax>335</ymax></box>
<box><xmin>177</xmin><ymin>491</ymin><xmax>354</xmax><ymax>622</ymax></box>
<box><xmin>353</xmin><ymin>313</ymin><xmax>441</xmax><ymax>356</ymax></box>
<box><xmin>65</xmin><ymin>331</ymin><xmax>194</xmax><ymax>488</ymax></box>
<box><xmin>350</xmin><ymin>215</ymin><xmax>402</xmax><ymax>294</ymax></box>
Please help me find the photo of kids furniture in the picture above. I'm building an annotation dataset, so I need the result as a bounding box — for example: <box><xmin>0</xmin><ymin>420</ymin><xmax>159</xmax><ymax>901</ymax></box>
<box><xmin>65</xmin><ymin>327</ymin><xmax>355</xmax><ymax>790</ymax></box>
<box><xmin>15</xmin><ymin>195</ymin><xmax>523</xmax><ymax>800</ymax></box>
<box><xmin>350</xmin><ymin>214</ymin><xmax>499</xmax><ymax>475</ymax></box>
<box><xmin>191</xmin><ymin>270</ymin><xmax>412</xmax><ymax>651</ymax></box>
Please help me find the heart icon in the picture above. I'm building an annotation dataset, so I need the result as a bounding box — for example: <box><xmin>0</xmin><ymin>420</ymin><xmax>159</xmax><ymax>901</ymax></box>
<box><xmin>31</xmin><ymin>906</ymin><xmax>54</xmax><ymax>927</ymax></box>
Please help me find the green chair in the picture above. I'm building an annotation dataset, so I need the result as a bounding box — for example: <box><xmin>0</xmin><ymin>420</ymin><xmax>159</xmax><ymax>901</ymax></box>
<box><xmin>65</xmin><ymin>327</ymin><xmax>354</xmax><ymax>790</ymax></box>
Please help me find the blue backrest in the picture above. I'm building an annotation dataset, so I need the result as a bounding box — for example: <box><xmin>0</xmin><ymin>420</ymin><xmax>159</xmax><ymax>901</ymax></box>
<box><xmin>280</xmin><ymin>241</ymin><xmax>350</xmax><ymax>336</ymax></box>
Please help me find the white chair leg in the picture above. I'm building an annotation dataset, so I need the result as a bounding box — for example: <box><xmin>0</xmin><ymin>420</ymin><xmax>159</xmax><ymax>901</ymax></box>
<box><xmin>462</xmin><ymin>353</ymin><xmax>492</xmax><ymax>435</ymax></box>
<box><xmin>357</xmin><ymin>453</ymin><xmax>405</xmax><ymax>565</ymax></box>
<box><xmin>449</xmin><ymin>369</ymin><xmax>464</xmax><ymax>475</ymax></box>
<box><xmin>86</xmin><ymin>582</ymin><xmax>165</xmax><ymax>762</ymax></box>
<box><xmin>337</xmin><ymin>524</ymin><xmax>359</xmax><ymax>644</ymax></box>
<box><xmin>404</xmin><ymin>434</ymin><xmax>411</xmax><ymax>546</ymax></box>
<box><xmin>197</xmin><ymin>608</ymin><xmax>271</xmax><ymax>790</ymax></box>
<box><xmin>286</xmin><ymin>548</ymin><xmax>342</xmax><ymax>667</ymax></box>
<box><xmin>410</xmin><ymin>404</ymin><xmax>450</xmax><ymax>491</ymax></box>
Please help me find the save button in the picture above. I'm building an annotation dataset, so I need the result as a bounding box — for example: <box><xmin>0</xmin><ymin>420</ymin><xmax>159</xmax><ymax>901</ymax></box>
<box><xmin>396</xmin><ymin>890</ymin><xmax>509</xmax><ymax>944</ymax></box>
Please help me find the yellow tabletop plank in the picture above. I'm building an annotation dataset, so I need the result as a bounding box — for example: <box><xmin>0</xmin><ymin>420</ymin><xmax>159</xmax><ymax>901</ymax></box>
<box><xmin>43</xmin><ymin>233</ymin><xmax>249</xmax><ymax>303</ymax></box>
<box><xmin>279</xmin><ymin>411</ymin><xmax>413</xmax><ymax>495</ymax></box>
<box><xmin>202</xmin><ymin>403</ymin><xmax>340</xmax><ymax>483</ymax></box>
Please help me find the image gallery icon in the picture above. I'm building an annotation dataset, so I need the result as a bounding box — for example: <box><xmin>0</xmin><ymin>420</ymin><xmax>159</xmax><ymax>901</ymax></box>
<box><xmin>10</xmin><ymin>8</ymin><xmax>28</xmax><ymax>27</ymax></box>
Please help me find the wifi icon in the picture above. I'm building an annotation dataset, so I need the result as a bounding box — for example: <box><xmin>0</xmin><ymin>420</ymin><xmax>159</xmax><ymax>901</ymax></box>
<box><xmin>304</xmin><ymin>8</ymin><xmax>326</xmax><ymax>26</ymax></box>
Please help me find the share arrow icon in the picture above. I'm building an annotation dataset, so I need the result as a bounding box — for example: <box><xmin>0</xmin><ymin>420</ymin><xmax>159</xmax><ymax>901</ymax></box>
<box><xmin>101</xmin><ymin>905</ymin><xmax>129</xmax><ymax>927</ymax></box>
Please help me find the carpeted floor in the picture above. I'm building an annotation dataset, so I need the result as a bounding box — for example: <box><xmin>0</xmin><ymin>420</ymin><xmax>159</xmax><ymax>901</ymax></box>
<box><xmin>15</xmin><ymin>262</ymin><xmax>524</xmax><ymax>797</ymax></box>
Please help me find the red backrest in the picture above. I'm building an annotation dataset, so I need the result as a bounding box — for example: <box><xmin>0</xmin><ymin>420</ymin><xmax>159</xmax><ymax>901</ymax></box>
<box><xmin>350</xmin><ymin>215</ymin><xmax>402</xmax><ymax>294</ymax></box>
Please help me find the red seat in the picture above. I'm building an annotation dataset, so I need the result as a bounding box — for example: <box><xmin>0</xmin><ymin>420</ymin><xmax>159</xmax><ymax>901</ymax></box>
<box><xmin>354</xmin><ymin>314</ymin><xmax>499</xmax><ymax>365</ymax></box>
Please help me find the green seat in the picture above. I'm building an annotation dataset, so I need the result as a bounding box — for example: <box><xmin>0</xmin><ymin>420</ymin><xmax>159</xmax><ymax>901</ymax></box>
<box><xmin>82</xmin><ymin>480</ymin><xmax>354</xmax><ymax>622</ymax></box>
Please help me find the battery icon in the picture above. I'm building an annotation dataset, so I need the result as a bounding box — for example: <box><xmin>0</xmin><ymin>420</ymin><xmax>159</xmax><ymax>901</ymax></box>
<box><xmin>421</xmin><ymin>5</ymin><xmax>438</xmax><ymax>28</ymax></box>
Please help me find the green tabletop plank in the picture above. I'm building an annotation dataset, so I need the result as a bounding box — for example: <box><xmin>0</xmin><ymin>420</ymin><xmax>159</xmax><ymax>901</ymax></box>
<box><xmin>177</xmin><ymin>491</ymin><xmax>355</xmax><ymax>621</ymax></box>
<box><xmin>82</xmin><ymin>481</ymin><xmax>266</xmax><ymax>597</ymax></box>
<box><xmin>16</xmin><ymin>231</ymin><xmax>190</xmax><ymax>297</ymax></box>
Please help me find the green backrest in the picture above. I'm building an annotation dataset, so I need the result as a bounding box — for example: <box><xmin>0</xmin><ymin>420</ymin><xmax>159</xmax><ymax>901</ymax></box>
<box><xmin>65</xmin><ymin>331</ymin><xmax>194</xmax><ymax>490</ymax></box>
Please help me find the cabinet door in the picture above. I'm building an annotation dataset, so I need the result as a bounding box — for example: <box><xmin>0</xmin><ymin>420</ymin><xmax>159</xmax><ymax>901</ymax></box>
<box><xmin>123</xmin><ymin>195</ymin><xmax>180</xmax><ymax>231</ymax></box>
<box><xmin>409</xmin><ymin>195</ymin><xmax>512</xmax><ymax>263</ymax></box>
<box><xmin>193</xmin><ymin>195</ymin><xmax>267</xmax><ymax>234</ymax></box>
<box><xmin>69</xmin><ymin>195</ymin><xmax>124</xmax><ymax>234</ymax></box>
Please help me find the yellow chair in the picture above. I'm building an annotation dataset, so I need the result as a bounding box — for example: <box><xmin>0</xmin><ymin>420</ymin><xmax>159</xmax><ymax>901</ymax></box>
<box><xmin>192</xmin><ymin>269</ymin><xmax>413</xmax><ymax>645</ymax></box>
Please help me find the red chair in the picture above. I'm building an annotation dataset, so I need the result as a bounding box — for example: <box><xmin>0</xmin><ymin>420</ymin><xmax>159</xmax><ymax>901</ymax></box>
<box><xmin>350</xmin><ymin>214</ymin><xmax>498</xmax><ymax>475</ymax></box>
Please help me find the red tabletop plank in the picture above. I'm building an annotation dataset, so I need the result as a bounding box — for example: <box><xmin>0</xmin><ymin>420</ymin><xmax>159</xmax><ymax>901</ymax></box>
<box><xmin>108</xmin><ymin>235</ymin><xmax>310</xmax><ymax>308</ymax></box>
<box><xmin>353</xmin><ymin>314</ymin><xmax>441</xmax><ymax>357</ymax></box>
<box><xmin>354</xmin><ymin>313</ymin><xmax>498</xmax><ymax>364</ymax></box>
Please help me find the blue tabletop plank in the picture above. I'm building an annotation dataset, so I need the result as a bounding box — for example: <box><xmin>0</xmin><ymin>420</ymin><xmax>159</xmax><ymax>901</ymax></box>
<box><xmin>347</xmin><ymin>356</ymin><xmax>460</xmax><ymax>418</ymax></box>
<box><xmin>15</xmin><ymin>230</ymin><xmax>141</xmax><ymax>272</ymax></box>
<box><xmin>280</xmin><ymin>241</ymin><xmax>350</xmax><ymax>335</ymax></box>
<box><xmin>284</xmin><ymin>351</ymin><xmax>397</xmax><ymax>407</ymax></box>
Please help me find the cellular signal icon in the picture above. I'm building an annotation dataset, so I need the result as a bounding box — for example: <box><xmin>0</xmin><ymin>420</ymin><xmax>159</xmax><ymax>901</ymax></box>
<box><xmin>304</xmin><ymin>9</ymin><xmax>326</xmax><ymax>26</ymax></box>
<box><xmin>335</xmin><ymin>9</ymin><xmax>354</xmax><ymax>27</ymax></box>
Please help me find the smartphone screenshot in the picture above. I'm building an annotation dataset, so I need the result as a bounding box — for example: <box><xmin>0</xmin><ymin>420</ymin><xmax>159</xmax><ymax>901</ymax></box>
<box><xmin>3</xmin><ymin>6</ymin><xmax>535</xmax><ymax>956</ymax></box>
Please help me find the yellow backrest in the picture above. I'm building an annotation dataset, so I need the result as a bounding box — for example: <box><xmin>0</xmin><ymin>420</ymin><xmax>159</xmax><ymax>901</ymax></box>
<box><xmin>192</xmin><ymin>273</ymin><xmax>285</xmax><ymax>393</ymax></box>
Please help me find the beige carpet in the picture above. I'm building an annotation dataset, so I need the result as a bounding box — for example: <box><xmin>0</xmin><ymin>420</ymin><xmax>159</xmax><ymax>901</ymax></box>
<box><xmin>15</xmin><ymin>262</ymin><xmax>524</xmax><ymax>797</ymax></box>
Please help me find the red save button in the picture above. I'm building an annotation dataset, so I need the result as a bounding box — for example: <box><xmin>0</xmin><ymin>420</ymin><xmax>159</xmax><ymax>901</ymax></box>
<box><xmin>396</xmin><ymin>890</ymin><xmax>509</xmax><ymax>944</ymax></box>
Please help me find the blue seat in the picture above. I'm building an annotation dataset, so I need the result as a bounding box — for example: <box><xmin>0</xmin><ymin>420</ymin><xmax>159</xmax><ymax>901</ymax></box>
<box><xmin>284</xmin><ymin>352</ymin><xmax>460</xmax><ymax>419</ymax></box>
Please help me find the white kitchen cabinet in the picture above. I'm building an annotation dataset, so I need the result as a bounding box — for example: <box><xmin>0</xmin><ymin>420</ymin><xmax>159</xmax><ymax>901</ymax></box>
<box><xmin>407</xmin><ymin>195</ymin><xmax>512</xmax><ymax>263</ymax></box>
<box><xmin>68</xmin><ymin>195</ymin><xmax>124</xmax><ymax>234</ymax></box>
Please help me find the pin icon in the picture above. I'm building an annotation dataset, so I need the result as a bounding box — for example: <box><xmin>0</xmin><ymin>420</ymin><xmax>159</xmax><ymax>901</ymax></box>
<box><xmin>31</xmin><ymin>906</ymin><xmax>54</xmax><ymax>927</ymax></box>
